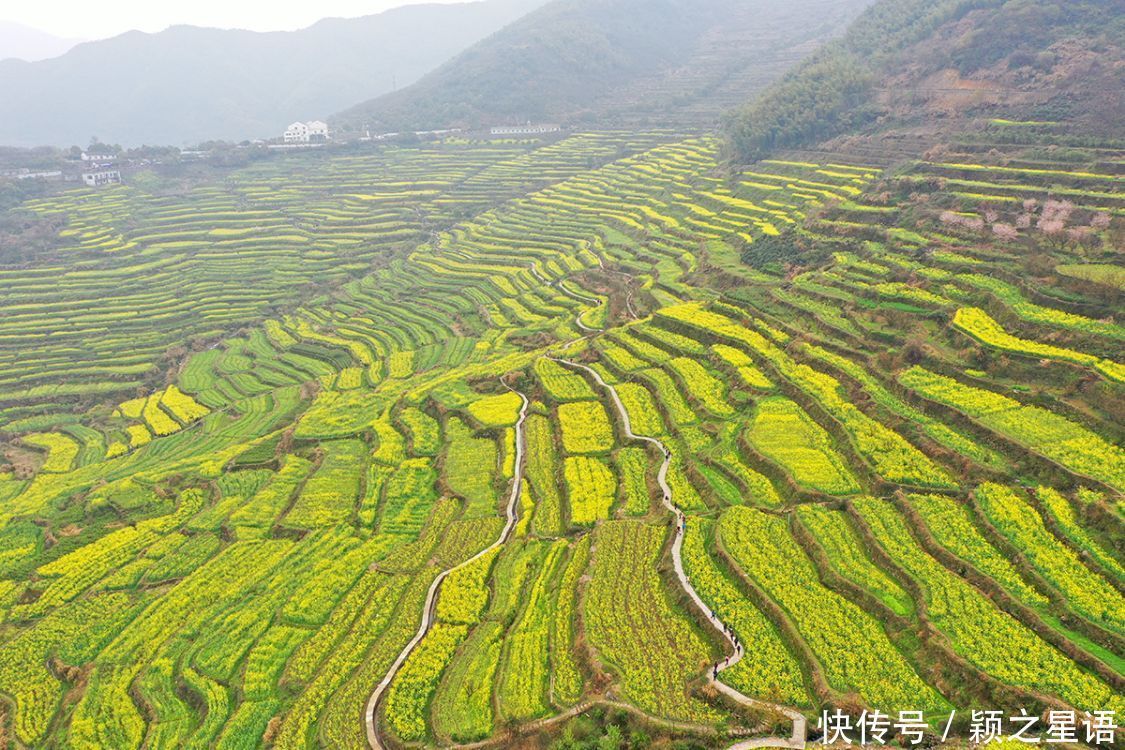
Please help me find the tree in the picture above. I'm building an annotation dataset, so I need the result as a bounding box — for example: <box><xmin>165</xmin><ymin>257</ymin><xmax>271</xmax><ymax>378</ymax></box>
<box><xmin>598</xmin><ymin>725</ymin><xmax>623</xmax><ymax>750</ymax></box>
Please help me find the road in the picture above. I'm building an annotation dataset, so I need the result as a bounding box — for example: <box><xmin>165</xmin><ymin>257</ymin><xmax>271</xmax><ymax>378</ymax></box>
<box><xmin>554</xmin><ymin>358</ymin><xmax>807</xmax><ymax>750</ymax></box>
<box><xmin>364</xmin><ymin>384</ymin><xmax>530</xmax><ymax>750</ymax></box>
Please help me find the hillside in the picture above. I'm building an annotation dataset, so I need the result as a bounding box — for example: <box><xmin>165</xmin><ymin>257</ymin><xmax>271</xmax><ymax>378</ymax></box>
<box><xmin>726</xmin><ymin>0</ymin><xmax>1125</xmax><ymax>162</ymax></box>
<box><xmin>0</xmin><ymin>0</ymin><xmax>1122</xmax><ymax>748</ymax></box>
<box><xmin>1</xmin><ymin>126</ymin><xmax>1121</xmax><ymax>748</ymax></box>
<box><xmin>333</xmin><ymin>0</ymin><xmax>873</xmax><ymax>133</ymax></box>
<box><xmin>0</xmin><ymin>0</ymin><xmax>548</xmax><ymax>148</ymax></box>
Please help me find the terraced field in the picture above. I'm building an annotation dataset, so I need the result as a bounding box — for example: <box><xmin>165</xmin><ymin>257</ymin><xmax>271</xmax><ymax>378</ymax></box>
<box><xmin>0</xmin><ymin>133</ymin><xmax>676</xmax><ymax>423</ymax></box>
<box><xmin>0</xmin><ymin>124</ymin><xmax>1121</xmax><ymax>749</ymax></box>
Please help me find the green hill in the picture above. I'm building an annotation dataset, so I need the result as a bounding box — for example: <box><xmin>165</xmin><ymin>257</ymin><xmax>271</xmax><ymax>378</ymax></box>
<box><xmin>725</xmin><ymin>0</ymin><xmax>1125</xmax><ymax>161</ymax></box>
<box><xmin>333</xmin><ymin>0</ymin><xmax>873</xmax><ymax>133</ymax></box>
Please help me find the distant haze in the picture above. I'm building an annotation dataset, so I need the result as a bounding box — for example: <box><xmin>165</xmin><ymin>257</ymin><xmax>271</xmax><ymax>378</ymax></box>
<box><xmin>0</xmin><ymin>0</ymin><xmax>468</xmax><ymax>41</ymax></box>
<box><xmin>0</xmin><ymin>22</ymin><xmax>85</xmax><ymax>61</ymax></box>
<box><xmin>0</xmin><ymin>0</ymin><xmax>549</xmax><ymax>146</ymax></box>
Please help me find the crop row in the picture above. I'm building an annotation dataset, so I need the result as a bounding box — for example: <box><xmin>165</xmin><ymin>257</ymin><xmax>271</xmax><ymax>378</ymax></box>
<box><xmin>974</xmin><ymin>484</ymin><xmax>1124</xmax><ymax>635</ymax></box>
<box><xmin>584</xmin><ymin>520</ymin><xmax>721</xmax><ymax>723</ymax></box>
<box><xmin>718</xmin><ymin>506</ymin><xmax>945</xmax><ymax>712</ymax></box>
<box><xmin>853</xmin><ymin>497</ymin><xmax>1123</xmax><ymax>714</ymax></box>
<box><xmin>953</xmin><ymin>307</ymin><xmax>1124</xmax><ymax>383</ymax></box>
<box><xmin>898</xmin><ymin>366</ymin><xmax>1125</xmax><ymax>492</ymax></box>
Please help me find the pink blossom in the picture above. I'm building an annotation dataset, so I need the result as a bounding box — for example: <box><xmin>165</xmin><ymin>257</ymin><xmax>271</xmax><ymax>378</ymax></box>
<box><xmin>1023</xmin><ymin>198</ymin><xmax>1039</xmax><ymax>212</ymax></box>
<box><xmin>1067</xmin><ymin>226</ymin><xmax>1093</xmax><ymax>244</ymax></box>
<box><xmin>1041</xmin><ymin>199</ymin><xmax>1074</xmax><ymax>224</ymax></box>
<box><xmin>1038</xmin><ymin>218</ymin><xmax>1066</xmax><ymax>236</ymax></box>
<box><xmin>1015</xmin><ymin>213</ymin><xmax>1033</xmax><ymax>229</ymax></box>
<box><xmin>992</xmin><ymin>223</ymin><xmax>1018</xmax><ymax>241</ymax></box>
<box><xmin>1091</xmin><ymin>212</ymin><xmax>1111</xmax><ymax>230</ymax></box>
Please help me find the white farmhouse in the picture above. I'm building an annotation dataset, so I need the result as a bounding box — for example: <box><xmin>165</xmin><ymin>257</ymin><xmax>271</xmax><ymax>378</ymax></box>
<box><xmin>306</xmin><ymin>121</ymin><xmax>330</xmax><ymax>141</ymax></box>
<box><xmin>490</xmin><ymin>123</ymin><xmax>561</xmax><ymax>136</ymax></box>
<box><xmin>284</xmin><ymin>121</ymin><xmax>331</xmax><ymax>143</ymax></box>
<box><xmin>284</xmin><ymin>122</ymin><xmax>310</xmax><ymax>143</ymax></box>
<box><xmin>82</xmin><ymin>169</ymin><xmax>121</xmax><ymax>187</ymax></box>
<box><xmin>80</xmin><ymin>150</ymin><xmax>117</xmax><ymax>161</ymax></box>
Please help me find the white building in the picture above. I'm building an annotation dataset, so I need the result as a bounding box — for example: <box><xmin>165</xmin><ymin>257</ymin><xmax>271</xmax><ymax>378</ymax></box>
<box><xmin>284</xmin><ymin>120</ymin><xmax>330</xmax><ymax>143</ymax></box>
<box><xmin>82</xmin><ymin>169</ymin><xmax>121</xmax><ymax>187</ymax></box>
<box><xmin>490</xmin><ymin>123</ymin><xmax>561</xmax><ymax>136</ymax></box>
<box><xmin>306</xmin><ymin>120</ymin><xmax>329</xmax><ymax>141</ymax></box>
<box><xmin>18</xmin><ymin>170</ymin><xmax>62</xmax><ymax>180</ymax></box>
<box><xmin>284</xmin><ymin>122</ymin><xmax>309</xmax><ymax>142</ymax></box>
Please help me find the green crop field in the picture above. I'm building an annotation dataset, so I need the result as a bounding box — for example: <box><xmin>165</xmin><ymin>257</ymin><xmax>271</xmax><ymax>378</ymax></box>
<box><xmin>0</xmin><ymin>66</ymin><xmax>1122</xmax><ymax>750</ymax></box>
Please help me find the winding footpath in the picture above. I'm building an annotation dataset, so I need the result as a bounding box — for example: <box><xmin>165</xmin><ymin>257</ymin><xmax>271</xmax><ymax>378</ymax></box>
<box><xmin>529</xmin><ymin>263</ymin><xmax>606</xmax><ymax>333</ymax></box>
<box><xmin>363</xmin><ymin>280</ymin><xmax>802</xmax><ymax>748</ymax></box>
<box><xmin>594</xmin><ymin>255</ymin><xmax>640</xmax><ymax>320</ymax></box>
<box><xmin>554</xmin><ymin>279</ymin><xmax>604</xmax><ymax>333</ymax></box>
<box><xmin>364</xmin><ymin>383</ymin><xmax>530</xmax><ymax>750</ymax></box>
<box><xmin>553</xmin><ymin>358</ymin><xmax>807</xmax><ymax>750</ymax></box>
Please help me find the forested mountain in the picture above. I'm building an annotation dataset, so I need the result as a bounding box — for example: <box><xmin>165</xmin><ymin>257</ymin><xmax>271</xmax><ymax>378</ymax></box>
<box><xmin>726</xmin><ymin>0</ymin><xmax>1125</xmax><ymax>161</ymax></box>
<box><xmin>0</xmin><ymin>0</ymin><xmax>549</xmax><ymax>147</ymax></box>
<box><xmin>333</xmin><ymin>0</ymin><xmax>873</xmax><ymax>133</ymax></box>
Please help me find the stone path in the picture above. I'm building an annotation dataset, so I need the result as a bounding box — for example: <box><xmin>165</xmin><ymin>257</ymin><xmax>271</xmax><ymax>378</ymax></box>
<box><xmin>364</xmin><ymin>384</ymin><xmax>530</xmax><ymax>750</ymax></box>
<box><xmin>555</xmin><ymin>358</ymin><xmax>807</xmax><ymax>750</ymax></box>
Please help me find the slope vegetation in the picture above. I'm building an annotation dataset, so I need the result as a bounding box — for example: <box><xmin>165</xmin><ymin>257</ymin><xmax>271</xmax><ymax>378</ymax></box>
<box><xmin>726</xmin><ymin>0</ymin><xmax>1125</xmax><ymax>161</ymax></box>
<box><xmin>334</xmin><ymin>0</ymin><xmax>873</xmax><ymax>133</ymax></box>
<box><xmin>0</xmin><ymin>122</ymin><xmax>1121</xmax><ymax>748</ymax></box>
<box><xmin>0</xmin><ymin>1</ymin><xmax>1121</xmax><ymax>748</ymax></box>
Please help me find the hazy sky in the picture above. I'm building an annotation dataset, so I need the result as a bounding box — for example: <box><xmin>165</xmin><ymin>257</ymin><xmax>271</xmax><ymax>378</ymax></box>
<box><xmin>4</xmin><ymin>0</ymin><xmax>466</xmax><ymax>41</ymax></box>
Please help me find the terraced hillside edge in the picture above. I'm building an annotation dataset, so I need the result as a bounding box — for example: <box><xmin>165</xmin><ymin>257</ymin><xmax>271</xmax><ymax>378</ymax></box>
<box><xmin>1</xmin><ymin>120</ymin><xmax>1122</xmax><ymax>748</ymax></box>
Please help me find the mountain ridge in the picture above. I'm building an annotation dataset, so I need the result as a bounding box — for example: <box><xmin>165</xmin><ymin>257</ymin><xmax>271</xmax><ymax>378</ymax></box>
<box><xmin>0</xmin><ymin>0</ymin><xmax>550</xmax><ymax>147</ymax></box>
<box><xmin>333</xmin><ymin>0</ymin><xmax>874</xmax><ymax>133</ymax></box>
<box><xmin>0</xmin><ymin>21</ymin><xmax>85</xmax><ymax>63</ymax></box>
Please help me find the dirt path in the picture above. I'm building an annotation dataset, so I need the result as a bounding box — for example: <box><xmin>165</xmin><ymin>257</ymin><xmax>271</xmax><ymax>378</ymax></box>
<box><xmin>364</xmin><ymin>284</ymin><xmax>801</xmax><ymax>748</ymax></box>
<box><xmin>364</xmin><ymin>383</ymin><xmax>530</xmax><ymax>750</ymax></box>
<box><xmin>530</xmin><ymin>263</ymin><xmax>605</xmax><ymax>333</ymax></box>
<box><xmin>554</xmin><ymin>279</ymin><xmax>604</xmax><ymax>333</ymax></box>
<box><xmin>554</xmin><ymin>358</ymin><xmax>807</xmax><ymax>750</ymax></box>
<box><xmin>593</xmin><ymin>253</ymin><xmax>640</xmax><ymax>320</ymax></box>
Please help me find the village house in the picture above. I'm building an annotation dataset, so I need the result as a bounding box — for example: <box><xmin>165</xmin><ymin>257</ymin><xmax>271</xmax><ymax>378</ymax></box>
<box><xmin>81</xmin><ymin>169</ymin><xmax>121</xmax><ymax>187</ymax></box>
<box><xmin>0</xmin><ymin>168</ymin><xmax>63</xmax><ymax>181</ymax></box>
<box><xmin>80</xmin><ymin>150</ymin><xmax>118</xmax><ymax>161</ymax></box>
<box><xmin>489</xmin><ymin>123</ymin><xmax>561</xmax><ymax>136</ymax></box>
<box><xmin>284</xmin><ymin>120</ymin><xmax>331</xmax><ymax>143</ymax></box>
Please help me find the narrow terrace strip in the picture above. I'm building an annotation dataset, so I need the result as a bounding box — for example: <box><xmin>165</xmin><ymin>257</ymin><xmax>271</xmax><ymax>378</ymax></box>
<box><xmin>364</xmin><ymin>383</ymin><xmax>530</xmax><ymax>750</ymax></box>
<box><xmin>529</xmin><ymin>263</ymin><xmax>605</xmax><ymax>333</ymax></box>
<box><xmin>553</xmin><ymin>358</ymin><xmax>807</xmax><ymax>750</ymax></box>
